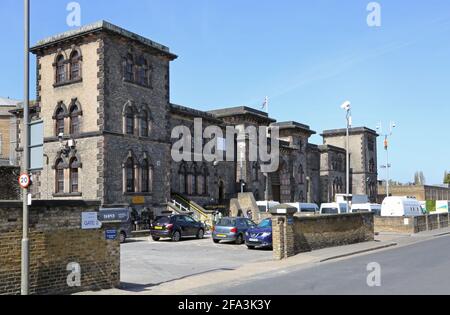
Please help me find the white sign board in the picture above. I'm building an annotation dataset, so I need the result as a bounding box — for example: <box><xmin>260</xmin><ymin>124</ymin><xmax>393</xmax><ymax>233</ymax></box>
<box><xmin>81</xmin><ymin>212</ymin><xmax>102</xmax><ymax>230</ymax></box>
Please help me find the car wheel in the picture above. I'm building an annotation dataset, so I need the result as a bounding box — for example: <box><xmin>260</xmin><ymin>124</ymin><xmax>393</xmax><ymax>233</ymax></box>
<box><xmin>213</xmin><ymin>239</ymin><xmax>220</xmax><ymax>244</ymax></box>
<box><xmin>247</xmin><ymin>245</ymin><xmax>255</xmax><ymax>250</ymax></box>
<box><xmin>172</xmin><ymin>230</ymin><xmax>181</xmax><ymax>242</ymax></box>
<box><xmin>235</xmin><ymin>234</ymin><xmax>244</xmax><ymax>245</ymax></box>
<box><xmin>197</xmin><ymin>229</ymin><xmax>205</xmax><ymax>239</ymax></box>
<box><xmin>119</xmin><ymin>232</ymin><xmax>126</xmax><ymax>244</ymax></box>
<box><xmin>152</xmin><ymin>236</ymin><xmax>160</xmax><ymax>242</ymax></box>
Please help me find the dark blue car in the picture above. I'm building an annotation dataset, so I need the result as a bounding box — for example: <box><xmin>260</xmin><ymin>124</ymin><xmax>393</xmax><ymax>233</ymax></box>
<box><xmin>245</xmin><ymin>218</ymin><xmax>273</xmax><ymax>249</ymax></box>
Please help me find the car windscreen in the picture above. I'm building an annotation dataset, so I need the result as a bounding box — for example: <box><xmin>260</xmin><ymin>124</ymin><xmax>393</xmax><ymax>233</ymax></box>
<box><xmin>301</xmin><ymin>208</ymin><xmax>317</xmax><ymax>213</ymax></box>
<box><xmin>258</xmin><ymin>219</ymin><xmax>272</xmax><ymax>228</ymax></box>
<box><xmin>217</xmin><ymin>218</ymin><xmax>235</xmax><ymax>226</ymax></box>
<box><xmin>321</xmin><ymin>208</ymin><xmax>338</xmax><ymax>214</ymax></box>
<box><xmin>155</xmin><ymin>216</ymin><xmax>171</xmax><ymax>224</ymax></box>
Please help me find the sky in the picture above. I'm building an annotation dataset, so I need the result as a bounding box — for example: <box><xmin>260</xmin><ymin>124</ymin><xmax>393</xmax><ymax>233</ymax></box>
<box><xmin>1</xmin><ymin>0</ymin><xmax>449</xmax><ymax>184</ymax></box>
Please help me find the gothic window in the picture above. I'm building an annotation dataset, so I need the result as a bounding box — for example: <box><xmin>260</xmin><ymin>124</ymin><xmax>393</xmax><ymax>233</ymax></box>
<box><xmin>125</xmin><ymin>107</ymin><xmax>135</xmax><ymax>135</ymax></box>
<box><xmin>187</xmin><ymin>174</ymin><xmax>195</xmax><ymax>195</ymax></box>
<box><xmin>368</xmin><ymin>137</ymin><xmax>375</xmax><ymax>152</ymax></box>
<box><xmin>369</xmin><ymin>158</ymin><xmax>375</xmax><ymax>173</ymax></box>
<box><xmin>125</xmin><ymin>157</ymin><xmax>135</xmax><ymax>193</ymax></box>
<box><xmin>70</xmin><ymin>157</ymin><xmax>79</xmax><ymax>193</ymax></box>
<box><xmin>140</xmin><ymin>110</ymin><xmax>149</xmax><ymax>137</ymax></box>
<box><xmin>69</xmin><ymin>103</ymin><xmax>81</xmax><ymax>135</ymax></box>
<box><xmin>137</xmin><ymin>56</ymin><xmax>149</xmax><ymax>86</ymax></box>
<box><xmin>55</xmin><ymin>158</ymin><xmax>65</xmax><ymax>193</ymax></box>
<box><xmin>197</xmin><ymin>174</ymin><xmax>204</xmax><ymax>195</ymax></box>
<box><xmin>55</xmin><ymin>106</ymin><xmax>65</xmax><ymax>136</ymax></box>
<box><xmin>179</xmin><ymin>164</ymin><xmax>187</xmax><ymax>194</ymax></box>
<box><xmin>299</xmin><ymin>164</ymin><xmax>304</xmax><ymax>184</ymax></box>
<box><xmin>55</xmin><ymin>54</ymin><xmax>66</xmax><ymax>84</ymax></box>
<box><xmin>70</xmin><ymin>50</ymin><xmax>81</xmax><ymax>81</ymax></box>
<box><xmin>141</xmin><ymin>159</ymin><xmax>153</xmax><ymax>193</ymax></box>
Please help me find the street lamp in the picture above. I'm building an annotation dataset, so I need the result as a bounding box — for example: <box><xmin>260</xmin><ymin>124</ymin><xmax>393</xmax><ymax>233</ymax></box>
<box><xmin>341</xmin><ymin>101</ymin><xmax>352</xmax><ymax>213</ymax></box>
<box><xmin>377</xmin><ymin>122</ymin><xmax>396</xmax><ymax>198</ymax></box>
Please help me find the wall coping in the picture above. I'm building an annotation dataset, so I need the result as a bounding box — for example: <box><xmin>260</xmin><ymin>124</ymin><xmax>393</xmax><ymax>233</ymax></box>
<box><xmin>0</xmin><ymin>200</ymin><xmax>101</xmax><ymax>209</ymax></box>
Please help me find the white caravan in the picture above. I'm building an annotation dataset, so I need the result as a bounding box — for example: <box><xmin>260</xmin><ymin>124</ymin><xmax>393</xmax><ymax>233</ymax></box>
<box><xmin>287</xmin><ymin>203</ymin><xmax>320</xmax><ymax>215</ymax></box>
<box><xmin>381</xmin><ymin>197</ymin><xmax>423</xmax><ymax>217</ymax></box>
<box><xmin>319</xmin><ymin>203</ymin><xmax>349</xmax><ymax>215</ymax></box>
<box><xmin>335</xmin><ymin>194</ymin><xmax>369</xmax><ymax>205</ymax></box>
<box><xmin>351</xmin><ymin>203</ymin><xmax>382</xmax><ymax>216</ymax></box>
<box><xmin>256</xmin><ymin>201</ymin><xmax>280</xmax><ymax>213</ymax></box>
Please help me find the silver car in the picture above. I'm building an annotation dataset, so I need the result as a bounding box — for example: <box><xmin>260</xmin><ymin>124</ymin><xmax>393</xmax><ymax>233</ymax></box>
<box><xmin>212</xmin><ymin>217</ymin><xmax>257</xmax><ymax>245</ymax></box>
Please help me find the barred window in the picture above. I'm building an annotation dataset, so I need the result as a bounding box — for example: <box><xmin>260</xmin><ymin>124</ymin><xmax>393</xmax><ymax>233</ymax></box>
<box><xmin>56</xmin><ymin>55</ymin><xmax>66</xmax><ymax>84</ymax></box>
<box><xmin>70</xmin><ymin>158</ymin><xmax>79</xmax><ymax>193</ymax></box>
<box><xmin>55</xmin><ymin>159</ymin><xmax>64</xmax><ymax>193</ymax></box>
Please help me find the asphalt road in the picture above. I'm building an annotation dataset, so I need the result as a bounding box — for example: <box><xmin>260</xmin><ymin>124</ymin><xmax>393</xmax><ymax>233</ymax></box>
<box><xmin>190</xmin><ymin>235</ymin><xmax>450</xmax><ymax>295</ymax></box>
<box><xmin>120</xmin><ymin>235</ymin><xmax>272</xmax><ymax>293</ymax></box>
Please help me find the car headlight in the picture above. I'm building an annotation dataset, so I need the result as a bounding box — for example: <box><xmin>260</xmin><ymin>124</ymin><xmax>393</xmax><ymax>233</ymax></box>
<box><xmin>261</xmin><ymin>232</ymin><xmax>271</xmax><ymax>238</ymax></box>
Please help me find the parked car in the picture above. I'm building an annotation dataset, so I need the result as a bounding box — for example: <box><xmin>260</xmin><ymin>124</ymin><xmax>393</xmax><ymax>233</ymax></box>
<box><xmin>381</xmin><ymin>197</ymin><xmax>423</xmax><ymax>217</ymax></box>
<box><xmin>287</xmin><ymin>203</ymin><xmax>319</xmax><ymax>215</ymax></box>
<box><xmin>319</xmin><ymin>203</ymin><xmax>349</xmax><ymax>215</ymax></box>
<box><xmin>212</xmin><ymin>217</ymin><xmax>257</xmax><ymax>245</ymax></box>
<box><xmin>256</xmin><ymin>201</ymin><xmax>280</xmax><ymax>213</ymax></box>
<box><xmin>98</xmin><ymin>207</ymin><xmax>133</xmax><ymax>244</ymax></box>
<box><xmin>245</xmin><ymin>218</ymin><xmax>273</xmax><ymax>249</ymax></box>
<box><xmin>351</xmin><ymin>203</ymin><xmax>382</xmax><ymax>216</ymax></box>
<box><xmin>150</xmin><ymin>215</ymin><xmax>205</xmax><ymax>242</ymax></box>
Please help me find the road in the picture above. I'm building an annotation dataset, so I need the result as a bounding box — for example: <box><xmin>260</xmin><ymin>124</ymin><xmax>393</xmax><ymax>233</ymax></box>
<box><xmin>190</xmin><ymin>235</ymin><xmax>450</xmax><ymax>295</ymax></box>
<box><xmin>120</xmin><ymin>236</ymin><xmax>272</xmax><ymax>293</ymax></box>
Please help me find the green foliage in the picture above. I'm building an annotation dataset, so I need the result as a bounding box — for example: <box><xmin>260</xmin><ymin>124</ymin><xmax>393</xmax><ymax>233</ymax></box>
<box><xmin>444</xmin><ymin>171</ymin><xmax>450</xmax><ymax>184</ymax></box>
<box><xmin>426</xmin><ymin>200</ymin><xmax>436</xmax><ymax>213</ymax></box>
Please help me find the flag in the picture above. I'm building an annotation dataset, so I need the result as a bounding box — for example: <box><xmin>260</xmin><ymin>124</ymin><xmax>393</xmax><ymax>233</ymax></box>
<box><xmin>384</xmin><ymin>137</ymin><xmax>389</xmax><ymax>150</ymax></box>
<box><xmin>261</xmin><ymin>96</ymin><xmax>269</xmax><ymax>112</ymax></box>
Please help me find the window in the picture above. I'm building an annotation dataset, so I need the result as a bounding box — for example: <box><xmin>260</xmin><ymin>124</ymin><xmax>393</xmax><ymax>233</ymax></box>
<box><xmin>142</xmin><ymin>159</ymin><xmax>151</xmax><ymax>193</ymax></box>
<box><xmin>55</xmin><ymin>159</ymin><xmax>64</xmax><ymax>193</ymax></box>
<box><xmin>125</xmin><ymin>107</ymin><xmax>134</xmax><ymax>135</ymax></box>
<box><xmin>197</xmin><ymin>175</ymin><xmax>204</xmax><ymax>195</ymax></box>
<box><xmin>55</xmin><ymin>107</ymin><xmax>65</xmax><ymax>136</ymax></box>
<box><xmin>137</xmin><ymin>57</ymin><xmax>148</xmax><ymax>86</ymax></box>
<box><xmin>56</xmin><ymin>55</ymin><xmax>66</xmax><ymax>84</ymax></box>
<box><xmin>70</xmin><ymin>51</ymin><xmax>81</xmax><ymax>81</ymax></box>
<box><xmin>125</xmin><ymin>158</ymin><xmax>135</xmax><ymax>193</ymax></box>
<box><xmin>124</xmin><ymin>54</ymin><xmax>134</xmax><ymax>82</ymax></box>
<box><xmin>70</xmin><ymin>104</ymin><xmax>80</xmax><ymax>135</ymax></box>
<box><xmin>140</xmin><ymin>110</ymin><xmax>149</xmax><ymax>137</ymax></box>
<box><xmin>70</xmin><ymin>158</ymin><xmax>79</xmax><ymax>193</ymax></box>
<box><xmin>187</xmin><ymin>174</ymin><xmax>195</xmax><ymax>195</ymax></box>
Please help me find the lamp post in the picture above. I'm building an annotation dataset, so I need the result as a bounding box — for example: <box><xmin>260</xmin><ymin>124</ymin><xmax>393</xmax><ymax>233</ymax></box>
<box><xmin>22</xmin><ymin>0</ymin><xmax>30</xmax><ymax>296</ymax></box>
<box><xmin>341</xmin><ymin>101</ymin><xmax>352</xmax><ymax>213</ymax></box>
<box><xmin>377</xmin><ymin>122</ymin><xmax>396</xmax><ymax>198</ymax></box>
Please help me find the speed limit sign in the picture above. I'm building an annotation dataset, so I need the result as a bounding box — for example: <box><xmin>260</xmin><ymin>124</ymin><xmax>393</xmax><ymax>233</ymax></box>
<box><xmin>18</xmin><ymin>173</ymin><xmax>31</xmax><ymax>189</ymax></box>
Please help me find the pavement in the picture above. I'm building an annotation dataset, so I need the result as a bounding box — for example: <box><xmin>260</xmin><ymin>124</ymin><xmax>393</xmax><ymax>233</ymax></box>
<box><xmin>78</xmin><ymin>227</ymin><xmax>450</xmax><ymax>295</ymax></box>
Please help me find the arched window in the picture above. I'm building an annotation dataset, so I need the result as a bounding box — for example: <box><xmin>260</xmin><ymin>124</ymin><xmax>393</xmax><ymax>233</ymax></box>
<box><xmin>125</xmin><ymin>106</ymin><xmax>135</xmax><ymax>135</ymax></box>
<box><xmin>299</xmin><ymin>164</ymin><xmax>304</xmax><ymax>184</ymax></box>
<box><xmin>187</xmin><ymin>173</ymin><xmax>195</xmax><ymax>195</ymax></box>
<box><xmin>55</xmin><ymin>159</ymin><xmax>65</xmax><ymax>193</ymax></box>
<box><xmin>56</xmin><ymin>54</ymin><xmax>66</xmax><ymax>84</ymax></box>
<box><xmin>141</xmin><ymin>159</ymin><xmax>152</xmax><ymax>193</ymax></box>
<box><xmin>55</xmin><ymin>107</ymin><xmax>65</xmax><ymax>136</ymax></box>
<box><xmin>124</xmin><ymin>54</ymin><xmax>134</xmax><ymax>82</ymax></box>
<box><xmin>179</xmin><ymin>163</ymin><xmax>187</xmax><ymax>194</ymax></box>
<box><xmin>70</xmin><ymin>104</ymin><xmax>81</xmax><ymax>135</ymax></box>
<box><xmin>140</xmin><ymin>110</ymin><xmax>149</xmax><ymax>137</ymax></box>
<box><xmin>70</xmin><ymin>158</ymin><xmax>79</xmax><ymax>193</ymax></box>
<box><xmin>125</xmin><ymin>157</ymin><xmax>135</xmax><ymax>193</ymax></box>
<box><xmin>70</xmin><ymin>50</ymin><xmax>81</xmax><ymax>81</ymax></box>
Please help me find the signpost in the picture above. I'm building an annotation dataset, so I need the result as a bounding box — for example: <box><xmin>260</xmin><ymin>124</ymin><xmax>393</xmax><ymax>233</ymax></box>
<box><xmin>18</xmin><ymin>173</ymin><xmax>31</xmax><ymax>189</ymax></box>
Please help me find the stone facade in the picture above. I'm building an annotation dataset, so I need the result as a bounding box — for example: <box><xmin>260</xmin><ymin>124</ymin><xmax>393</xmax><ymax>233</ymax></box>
<box><xmin>11</xmin><ymin>21</ymin><xmax>378</xmax><ymax>215</ymax></box>
<box><xmin>378</xmin><ymin>184</ymin><xmax>450</xmax><ymax>202</ymax></box>
<box><xmin>0</xmin><ymin>97</ymin><xmax>19</xmax><ymax>166</ymax></box>
<box><xmin>0</xmin><ymin>200</ymin><xmax>120</xmax><ymax>295</ymax></box>
<box><xmin>0</xmin><ymin>166</ymin><xmax>20</xmax><ymax>200</ymax></box>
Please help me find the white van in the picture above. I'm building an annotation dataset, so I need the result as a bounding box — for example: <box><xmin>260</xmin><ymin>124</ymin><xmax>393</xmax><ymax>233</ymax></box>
<box><xmin>381</xmin><ymin>197</ymin><xmax>423</xmax><ymax>217</ymax></box>
<box><xmin>287</xmin><ymin>203</ymin><xmax>319</xmax><ymax>215</ymax></box>
<box><xmin>320</xmin><ymin>203</ymin><xmax>349</xmax><ymax>215</ymax></box>
<box><xmin>256</xmin><ymin>201</ymin><xmax>280</xmax><ymax>213</ymax></box>
<box><xmin>351</xmin><ymin>203</ymin><xmax>382</xmax><ymax>216</ymax></box>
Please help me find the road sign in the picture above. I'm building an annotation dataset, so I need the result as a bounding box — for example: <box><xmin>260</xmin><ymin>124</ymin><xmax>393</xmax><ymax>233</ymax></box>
<box><xmin>18</xmin><ymin>173</ymin><xmax>31</xmax><ymax>189</ymax></box>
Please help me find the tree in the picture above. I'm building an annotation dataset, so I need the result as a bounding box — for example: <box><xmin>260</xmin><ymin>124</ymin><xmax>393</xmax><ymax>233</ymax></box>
<box><xmin>444</xmin><ymin>171</ymin><xmax>450</xmax><ymax>185</ymax></box>
<box><xmin>414</xmin><ymin>171</ymin><xmax>426</xmax><ymax>185</ymax></box>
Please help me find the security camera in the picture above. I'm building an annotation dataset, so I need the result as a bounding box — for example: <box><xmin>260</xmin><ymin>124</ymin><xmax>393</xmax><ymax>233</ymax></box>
<box><xmin>341</xmin><ymin>101</ymin><xmax>351</xmax><ymax>111</ymax></box>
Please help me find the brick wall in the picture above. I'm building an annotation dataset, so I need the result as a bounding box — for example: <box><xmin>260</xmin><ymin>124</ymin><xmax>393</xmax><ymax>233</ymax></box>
<box><xmin>0</xmin><ymin>200</ymin><xmax>120</xmax><ymax>295</ymax></box>
<box><xmin>374</xmin><ymin>214</ymin><xmax>450</xmax><ymax>234</ymax></box>
<box><xmin>292</xmin><ymin>213</ymin><xmax>374</xmax><ymax>253</ymax></box>
<box><xmin>0</xmin><ymin>166</ymin><xmax>20</xmax><ymax>200</ymax></box>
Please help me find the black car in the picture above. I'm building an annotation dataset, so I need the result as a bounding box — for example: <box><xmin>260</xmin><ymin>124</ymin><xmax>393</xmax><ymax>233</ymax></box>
<box><xmin>150</xmin><ymin>215</ymin><xmax>205</xmax><ymax>242</ymax></box>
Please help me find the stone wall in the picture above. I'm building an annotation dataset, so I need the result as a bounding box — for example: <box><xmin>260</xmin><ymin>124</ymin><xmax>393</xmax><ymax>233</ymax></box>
<box><xmin>0</xmin><ymin>200</ymin><xmax>120</xmax><ymax>295</ymax></box>
<box><xmin>0</xmin><ymin>166</ymin><xmax>20</xmax><ymax>200</ymax></box>
<box><xmin>292</xmin><ymin>213</ymin><xmax>374</xmax><ymax>253</ymax></box>
<box><xmin>374</xmin><ymin>214</ymin><xmax>450</xmax><ymax>234</ymax></box>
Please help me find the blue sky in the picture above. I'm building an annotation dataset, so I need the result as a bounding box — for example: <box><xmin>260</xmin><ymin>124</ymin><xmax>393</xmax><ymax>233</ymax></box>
<box><xmin>1</xmin><ymin>0</ymin><xmax>450</xmax><ymax>184</ymax></box>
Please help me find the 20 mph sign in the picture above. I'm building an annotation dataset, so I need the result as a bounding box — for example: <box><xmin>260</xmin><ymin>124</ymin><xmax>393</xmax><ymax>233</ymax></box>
<box><xmin>19</xmin><ymin>173</ymin><xmax>31</xmax><ymax>189</ymax></box>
